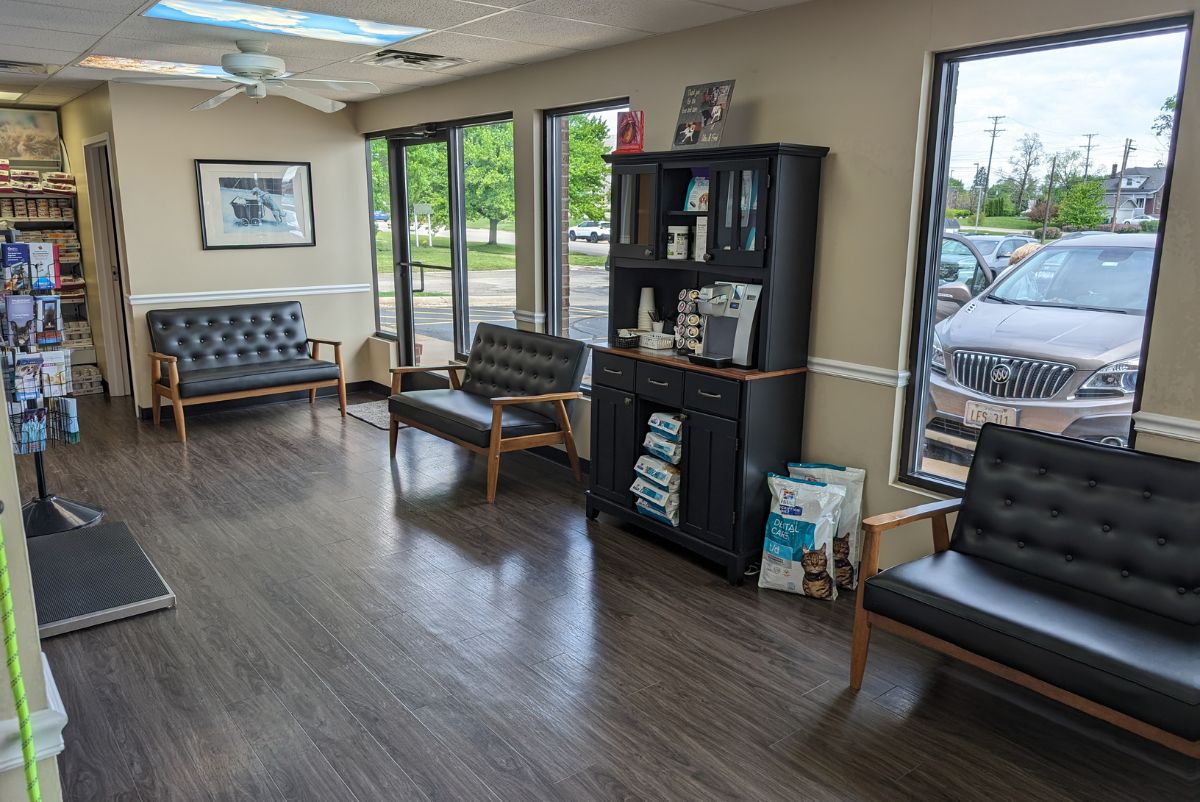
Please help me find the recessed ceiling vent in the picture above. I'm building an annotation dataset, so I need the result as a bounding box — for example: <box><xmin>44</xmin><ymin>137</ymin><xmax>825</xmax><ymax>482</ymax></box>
<box><xmin>0</xmin><ymin>60</ymin><xmax>55</xmax><ymax>76</ymax></box>
<box><xmin>352</xmin><ymin>50</ymin><xmax>471</xmax><ymax>71</ymax></box>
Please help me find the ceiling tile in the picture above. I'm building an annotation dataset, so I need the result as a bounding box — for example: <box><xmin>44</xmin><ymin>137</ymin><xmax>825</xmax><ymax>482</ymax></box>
<box><xmin>296</xmin><ymin>60</ymin><xmax>456</xmax><ymax>85</ymax></box>
<box><xmin>518</xmin><ymin>0</ymin><xmax>740</xmax><ymax>34</ymax></box>
<box><xmin>87</xmin><ymin>37</ymin><xmax>335</xmax><ymax>74</ymax></box>
<box><xmin>701</xmin><ymin>0</ymin><xmax>809</xmax><ymax>9</ymax></box>
<box><xmin>17</xmin><ymin>86</ymin><xmax>92</xmax><ymax>104</ymax></box>
<box><xmin>36</xmin><ymin>0</ymin><xmax>147</xmax><ymax>12</ymax></box>
<box><xmin>0</xmin><ymin>44</ymin><xmax>82</xmax><ymax>67</ymax></box>
<box><xmin>270</xmin><ymin>0</ymin><xmax>509</xmax><ymax>30</ymax></box>
<box><xmin>0</xmin><ymin>25</ymin><xmax>99</xmax><ymax>54</ymax></box>
<box><xmin>401</xmin><ymin>31</ymin><xmax>575</xmax><ymax>64</ymax></box>
<box><xmin>103</xmin><ymin>16</ymin><xmax>376</xmax><ymax>62</ymax></box>
<box><xmin>451</xmin><ymin>10</ymin><xmax>645</xmax><ymax>50</ymax></box>
<box><xmin>0</xmin><ymin>0</ymin><xmax>128</xmax><ymax>36</ymax></box>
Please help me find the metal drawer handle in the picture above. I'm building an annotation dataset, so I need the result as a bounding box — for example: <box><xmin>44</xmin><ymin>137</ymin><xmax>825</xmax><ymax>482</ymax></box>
<box><xmin>648</xmin><ymin>379</ymin><xmax>669</xmax><ymax>387</ymax></box>
<box><xmin>698</xmin><ymin>390</ymin><xmax>722</xmax><ymax>399</ymax></box>
<box><xmin>602</xmin><ymin>367</ymin><xmax>623</xmax><ymax>375</ymax></box>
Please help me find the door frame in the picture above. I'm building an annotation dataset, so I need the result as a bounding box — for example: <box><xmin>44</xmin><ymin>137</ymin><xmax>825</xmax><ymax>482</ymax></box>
<box><xmin>82</xmin><ymin>133</ymin><xmax>134</xmax><ymax>401</ymax></box>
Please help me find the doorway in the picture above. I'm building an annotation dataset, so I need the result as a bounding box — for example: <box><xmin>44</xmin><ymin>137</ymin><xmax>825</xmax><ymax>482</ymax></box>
<box><xmin>82</xmin><ymin>136</ymin><xmax>133</xmax><ymax>400</ymax></box>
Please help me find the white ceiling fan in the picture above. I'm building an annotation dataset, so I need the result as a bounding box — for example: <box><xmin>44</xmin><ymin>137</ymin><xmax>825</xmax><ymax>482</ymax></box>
<box><xmin>124</xmin><ymin>40</ymin><xmax>379</xmax><ymax>113</ymax></box>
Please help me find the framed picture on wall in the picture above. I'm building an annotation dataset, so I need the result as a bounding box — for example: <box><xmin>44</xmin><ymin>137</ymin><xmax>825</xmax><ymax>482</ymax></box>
<box><xmin>195</xmin><ymin>159</ymin><xmax>315</xmax><ymax>250</ymax></box>
<box><xmin>0</xmin><ymin>108</ymin><xmax>62</xmax><ymax>167</ymax></box>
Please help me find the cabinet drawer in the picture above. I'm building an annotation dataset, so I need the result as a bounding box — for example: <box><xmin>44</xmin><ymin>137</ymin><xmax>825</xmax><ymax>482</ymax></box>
<box><xmin>684</xmin><ymin>373</ymin><xmax>740</xmax><ymax>419</ymax></box>
<box><xmin>636</xmin><ymin>362</ymin><xmax>684</xmax><ymax>406</ymax></box>
<box><xmin>592</xmin><ymin>352</ymin><xmax>635</xmax><ymax>391</ymax></box>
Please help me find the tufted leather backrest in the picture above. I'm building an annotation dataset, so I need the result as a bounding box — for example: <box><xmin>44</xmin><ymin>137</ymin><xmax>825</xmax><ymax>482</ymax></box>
<box><xmin>954</xmin><ymin>424</ymin><xmax>1200</xmax><ymax>624</ymax></box>
<box><xmin>147</xmin><ymin>301</ymin><xmax>310</xmax><ymax>374</ymax></box>
<box><xmin>461</xmin><ymin>323</ymin><xmax>587</xmax><ymax>420</ymax></box>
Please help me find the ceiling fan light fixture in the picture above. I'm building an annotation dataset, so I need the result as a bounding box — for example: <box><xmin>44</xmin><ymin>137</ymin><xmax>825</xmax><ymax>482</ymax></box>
<box><xmin>143</xmin><ymin>0</ymin><xmax>429</xmax><ymax>47</ymax></box>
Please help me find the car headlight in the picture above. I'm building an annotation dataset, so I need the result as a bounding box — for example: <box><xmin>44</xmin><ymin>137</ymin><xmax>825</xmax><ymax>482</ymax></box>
<box><xmin>1078</xmin><ymin>359</ymin><xmax>1139</xmax><ymax>398</ymax></box>
<box><xmin>931</xmin><ymin>333</ymin><xmax>947</xmax><ymax>373</ymax></box>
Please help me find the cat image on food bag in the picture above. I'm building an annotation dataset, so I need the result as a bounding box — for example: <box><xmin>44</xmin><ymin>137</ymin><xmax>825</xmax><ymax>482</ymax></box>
<box><xmin>788</xmin><ymin>463</ymin><xmax>866</xmax><ymax>589</ymax></box>
<box><xmin>759</xmin><ymin>473</ymin><xmax>846</xmax><ymax>600</ymax></box>
<box><xmin>832</xmin><ymin>535</ymin><xmax>854</xmax><ymax>589</ymax></box>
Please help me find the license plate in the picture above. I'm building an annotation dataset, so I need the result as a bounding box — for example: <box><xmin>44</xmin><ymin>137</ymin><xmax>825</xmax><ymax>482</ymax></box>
<box><xmin>963</xmin><ymin>400</ymin><xmax>1018</xmax><ymax>428</ymax></box>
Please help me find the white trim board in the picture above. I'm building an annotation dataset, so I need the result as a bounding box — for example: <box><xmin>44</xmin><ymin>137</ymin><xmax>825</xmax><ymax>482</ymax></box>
<box><xmin>807</xmin><ymin>357</ymin><xmax>911</xmax><ymax>388</ymax></box>
<box><xmin>1133</xmin><ymin>411</ymin><xmax>1200</xmax><ymax>444</ymax></box>
<box><xmin>128</xmin><ymin>284</ymin><xmax>371</xmax><ymax>306</ymax></box>
<box><xmin>512</xmin><ymin>309</ymin><xmax>546</xmax><ymax>325</ymax></box>
<box><xmin>0</xmin><ymin>653</ymin><xmax>68</xmax><ymax>773</ymax></box>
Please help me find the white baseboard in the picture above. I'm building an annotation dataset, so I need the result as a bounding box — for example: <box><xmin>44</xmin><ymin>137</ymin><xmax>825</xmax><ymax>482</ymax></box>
<box><xmin>807</xmin><ymin>357</ymin><xmax>911</xmax><ymax>388</ymax></box>
<box><xmin>1133</xmin><ymin>411</ymin><xmax>1200</xmax><ymax>444</ymax></box>
<box><xmin>0</xmin><ymin>653</ymin><xmax>68</xmax><ymax>773</ymax></box>
<box><xmin>128</xmin><ymin>283</ymin><xmax>371</xmax><ymax>306</ymax></box>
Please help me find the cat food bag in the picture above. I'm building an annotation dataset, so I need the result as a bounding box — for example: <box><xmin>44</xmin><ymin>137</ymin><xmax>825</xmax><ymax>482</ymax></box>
<box><xmin>635</xmin><ymin>497</ymin><xmax>680</xmax><ymax>527</ymax></box>
<box><xmin>643</xmin><ymin>431</ymin><xmax>682</xmax><ymax>464</ymax></box>
<box><xmin>648</xmin><ymin>411</ymin><xmax>684</xmax><ymax>441</ymax></box>
<box><xmin>788</xmin><ymin>463</ymin><xmax>866</xmax><ymax>589</ymax></box>
<box><xmin>758</xmin><ymin>473</ymin><xmax>846</xmax><ymax>600</ymax></box>
<box><xmin>630</xmin><ymin>476</ymin><xmax>679</xmax><ymax>510</ymax></box>
<box><xmin>635</xmin><ymin>454</ymin><xmax>681</xmax><ymax>492</ymax></box>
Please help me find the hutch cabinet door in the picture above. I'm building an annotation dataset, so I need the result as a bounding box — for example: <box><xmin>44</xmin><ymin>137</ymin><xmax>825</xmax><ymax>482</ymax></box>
<box><xmin>610</xmin><ymin>164</ymin><xmax>659</xmax><ymax>260</ymax></box>
<box><xmin>589</xmin><ymin>386</ymin><xmax>638</xmax><ymax>504</ymax></box>
<box><xmin>681</xmin><ymin>411</ymin><xmax>739</xmax><ymax>549</ymax></box>
<box><xmin>704</xmin><ymin>159</ymin><xmax>770</xmax><ymax>268</ymax></box>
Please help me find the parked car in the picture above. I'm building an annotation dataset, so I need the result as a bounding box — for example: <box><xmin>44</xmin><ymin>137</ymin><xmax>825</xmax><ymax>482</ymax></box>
<box><xmin>964</xmin><ymin>233</ymin><xmax>1037</xmax><ymax>269</ymax></box>
<box><xmin>934</xmin><ymin>233</ymin><xmax>996</xmax><ymax>322</ymax></box>
<box><xmin>569</xmin><ymin>220</ymin><xmax>610</xmax><ymax>242</ymax></box>
<box><xmin>1126</xmin><ymin>213</ymin><xmax>1158</xmax><ymax>225</ymax></box>
<box><xmin>924</xmin><ymin>233</ymin><xmax>1156</xmax><ymax>461</ymax></box>
<box><xmin>373</xmin><ymin>210</ymin><xmax>389</xmax><ymax>222</ymax></box>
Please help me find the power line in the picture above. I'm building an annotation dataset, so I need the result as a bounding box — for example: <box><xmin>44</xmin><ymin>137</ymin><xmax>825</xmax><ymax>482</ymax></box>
<box><xmin>1081</xmin><ymin>133</ymin><xmax>1099</xmax><ymax>180</ymax></box>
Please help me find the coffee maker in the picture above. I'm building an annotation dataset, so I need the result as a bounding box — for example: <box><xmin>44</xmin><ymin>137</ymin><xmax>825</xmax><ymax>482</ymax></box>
<box><xmin>693</xmin><ymin>282</ymin><xmax>762</xmax><ymax>368</ymax></box>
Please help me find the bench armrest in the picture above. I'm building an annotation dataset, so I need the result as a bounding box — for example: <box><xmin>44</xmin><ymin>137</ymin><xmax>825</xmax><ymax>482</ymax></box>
<box><xmin>148</xmin><ymin>351</ymin><xmax>178</xmax><ymax>363</ymax></box>
<box><xmin>859</xmin><ymin>497</ymin><xmax>962</xmax><ymax>583</ymax></box>
<box><xmin>149</xmin><ymin>351</ymin><xmax>180</xmax><ymax>387</ymax></box>
<box><xmin>490</xmin><ymin>391</ymin><xmax>584</xmax><ymax>407</ymax></box>
<box><xmin>306</xmin><ymin>337</ymin><xmax>342</xmax><ymax>347</ymax></box>
<box><xmin>390</xmin><ymin>364</ymin><xmax>464</xmax><ymax>393</ymax></box>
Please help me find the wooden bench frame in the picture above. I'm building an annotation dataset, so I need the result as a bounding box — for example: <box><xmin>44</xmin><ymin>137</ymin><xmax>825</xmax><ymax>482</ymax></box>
<box><xmin>851</xmin><ymin>497</ymin><xmax>1200</xmax><ymax>758</ymax></box>
<box><xmin>387</xmin><ymin>365</ymin><xmax>583</xmax><ymax>503</ymax></box>
<box><xmin>150</xmin><ymin>337</ymin><xmax>346</xmax><ymax>443</ymax></box>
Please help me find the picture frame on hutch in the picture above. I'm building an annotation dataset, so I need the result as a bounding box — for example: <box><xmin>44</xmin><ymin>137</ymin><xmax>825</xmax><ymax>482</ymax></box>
<box><xmin>195</xmin><ymin>159</ymin><xmax>315</xmax><ymax>250</ymax></box>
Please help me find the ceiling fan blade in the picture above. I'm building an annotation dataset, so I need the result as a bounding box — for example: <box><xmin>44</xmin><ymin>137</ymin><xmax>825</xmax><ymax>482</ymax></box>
<box><xmin>280</xmin><ymin>78</ymin><xmax>380</xmax><ymax>93</ymax></box>
<box><xmin>267</xmin><ymin>82</ymin><xmax>345</xmax><ymax>113</ymax></box>
<box><xmin>192</xmin><ymin>85</ymin><xmax>244</xmax><ymax>111</ymax></box>
<box><xmin>115</xmin><ymin>74</ymin><xmax>257</xmax><ymax>86</ymax></box>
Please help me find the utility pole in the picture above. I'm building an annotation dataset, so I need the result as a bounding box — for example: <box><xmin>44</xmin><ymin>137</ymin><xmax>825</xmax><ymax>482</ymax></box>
<box><xmin>972</xmin><ymin>162</ymin><xmax>983</xmax><ymax>227</ymax></box>
<box><xmin>1109</xmin><ymin>138</ymin><xmax>1136</xmax><ymax>231</ymax></box>
<box><xmin>1041</xmin><ymin>154</ymin><xmax>1058</xmax><ymax>242</ymax></box>
<box><xmin>974</xmin><ymin>115</ymin><xmax>1006</xmax><ymax>227</ymax></box>
<box><xmin>1081</xmin><ymin>133</ymin><xmax>1098</xmax><ymax>180</ymax></box>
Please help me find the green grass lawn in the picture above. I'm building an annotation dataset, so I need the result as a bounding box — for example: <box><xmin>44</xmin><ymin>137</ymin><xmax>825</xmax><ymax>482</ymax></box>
<box><xmin>375</xmin><ymin>231</ymin><xmax>609</xmax><ymax>271</ymax></box>
<box><xmin>465</xmin><ymin>218</ymin><xmax>515</xmax><ymax>233</ymax></box>
<box><xmin>970</xmin><ymin>216</ymin><xmax>1042</xmax><ymax>231</ymax></box>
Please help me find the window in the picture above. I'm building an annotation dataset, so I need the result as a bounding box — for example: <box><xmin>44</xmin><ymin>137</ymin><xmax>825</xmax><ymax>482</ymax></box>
<box><xmin>366</xmin><ymin>115</ymin><xmax>516</xmax><ymax>364</ymax></box>
<box><xmin>903</xmin><ymin>20</ymin><xmax>1189</xmax><ymax>490</ymax></box>
<box><xmin>544</xmin><ymin>99</ymin><xmax>629</xmax><ymax>384</ymax></box>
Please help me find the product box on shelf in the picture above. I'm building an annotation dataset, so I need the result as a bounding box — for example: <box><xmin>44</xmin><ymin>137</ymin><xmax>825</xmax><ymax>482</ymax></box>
<box><xmin>29</xmin><ymin>243</ymin><xmax>60</xmax><ymax>290</ymax></box>
<box><xmin>2</xmin><ymin>242</ymin><xmax>30</xmax><ymax>292</ymax></box>
<box><xmin>4</xmin><ymin>294</ymin><xmax>35</xmax><ymax>348</ymax></box>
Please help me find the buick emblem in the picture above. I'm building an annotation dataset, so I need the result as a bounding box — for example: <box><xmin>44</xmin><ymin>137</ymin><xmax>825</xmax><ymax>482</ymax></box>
<box><xmin>991</xmin><ymin>364</ymin><xmax>1012</xmax><ymax>384</ymax></box>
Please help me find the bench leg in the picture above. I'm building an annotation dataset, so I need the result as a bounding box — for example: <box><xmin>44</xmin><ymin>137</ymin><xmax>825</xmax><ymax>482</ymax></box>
<box><xmin>486</xmin><ymin>406</ymin><xmax>503</xmax><ymax>503</ymax></box>
<box><xmin>389</xmin><ymin>415</ymin><xmax>399</xmax><ymax>458</ymax></box>
<box><xmin>337</xmin><ymin>375</ymin><xmax>347</xmax><ymax>417</ymax></box>
<box><xmin>850</xmin><ymin>598</ymin><xmax>872</xmax><ymax>690</ymax></box>
<box><xmin>171</xmin><ymin>395</ymin><xmax>187</xmax><ymax>443</ymax></box>
<box><xmin>309</xmin><ymin>388</ymin><xmax>316</xmax><ymax>404</ymax></box>
<box><xmin>151</xmin><ymin>390</ymin><xmax>161</xmax><ymax>426</ymax></box>
<box><xmin>555</xmin><ymin>400</ymin><xmax>582</xmax><ymax>484</ymax></box>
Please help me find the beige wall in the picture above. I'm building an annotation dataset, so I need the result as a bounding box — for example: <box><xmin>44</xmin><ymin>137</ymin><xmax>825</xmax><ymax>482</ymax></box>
<box><xmin>357</xmin><ymin>0</ymin><xmax>1200</xmax><ymax>563</ymax></box>
<box><xmin>95</xmin><ymin>82</ymin><xmax>375</xmax><ymax>410</ymax></box>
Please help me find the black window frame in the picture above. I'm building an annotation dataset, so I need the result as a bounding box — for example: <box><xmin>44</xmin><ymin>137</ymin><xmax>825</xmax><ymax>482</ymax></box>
<box><xmin>542</xmin><ymin>97</ymin><xmax>630</xmax><ymax>388</ymax></box>
<box><xmin>899</xmin><ymin>15</ymin><xmax>1193</xmax><ymax>496</ymax></box>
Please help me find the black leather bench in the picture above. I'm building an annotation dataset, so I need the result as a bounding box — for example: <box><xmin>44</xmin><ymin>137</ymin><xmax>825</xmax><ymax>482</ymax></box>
<box><xmin>147</xmin><ymin>301</ymin><xmax>346</xmax><ymax>442</ymax></box>
<box><xmin>388</xmin><ymin>322</ymin><xmax>587</xmax><ymax>502</ymax></box>
<box><xmin>852</xmin><ymin>424</ymin><xmax>1199</xmax><ymax>757</ymax></box>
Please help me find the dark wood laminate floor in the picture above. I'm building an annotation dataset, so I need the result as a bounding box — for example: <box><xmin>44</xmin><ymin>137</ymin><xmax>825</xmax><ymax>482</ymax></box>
<box><xmin>25</xmin><ymin>394</ymin><xmax>1196</xmax><ymax>801</ymax></box>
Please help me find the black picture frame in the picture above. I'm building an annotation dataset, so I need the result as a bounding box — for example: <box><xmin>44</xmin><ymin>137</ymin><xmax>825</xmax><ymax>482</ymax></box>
<box><xmin>194</xmin><ymin>159</ymin><xmax>315</xmax><ymax>250</ymax></box>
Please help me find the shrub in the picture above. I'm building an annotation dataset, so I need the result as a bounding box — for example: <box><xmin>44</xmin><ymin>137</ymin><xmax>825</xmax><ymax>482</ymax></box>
<box><xmin>1113</xmin><ymin>223</ymin><xmax>1141</xmax><ymax>234</ymax></box>
<box><xmin>1040</xmin><ymin>226</ymin><xmax>1062</xmax><ymax>240</ymax></box>
<box><xmin>1027</xmin><ymin>200</ymin><xmax>1058</xmax><ymax>222</ymax></box>
<box><xmin>985</xmin><ymin>194</ymin><xmax>1014</xmax><ymax>217</ymax></box>
<box><xmin>1140</xmin><ymin>219</ymin><xmax>1160</xmax><ymax>232</ymax></box>
<box><xmin>945</xmin><ymin>207</ymin><xmax>973</xmax><ymax>219</ymax></box>
<box><xmin>1060</xmin><ymin>224</ymin><xmax>1079</xmax><ymax>233</ymax></box>
<box><xmin>1054</xmin><ymin>180</ymin><xmax>1107</xmax><ymax>230</ymax></box>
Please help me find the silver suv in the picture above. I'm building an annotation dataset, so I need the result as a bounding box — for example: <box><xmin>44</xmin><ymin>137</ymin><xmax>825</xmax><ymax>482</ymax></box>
<box><xmin>924</xmin><ymin>233</ymin><xmax>1155</xmax><ymax>459</ymax></box>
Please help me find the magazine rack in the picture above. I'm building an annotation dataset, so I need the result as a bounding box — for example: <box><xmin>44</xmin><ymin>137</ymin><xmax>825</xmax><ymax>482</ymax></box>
<box><xmin>1</xmin><ymin>225</ymin><xmax>102</xmax><ymax>537</ymax></box>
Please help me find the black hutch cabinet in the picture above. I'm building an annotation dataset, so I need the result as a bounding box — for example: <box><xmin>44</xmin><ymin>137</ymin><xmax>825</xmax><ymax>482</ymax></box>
<box><xmin>585</xmin><ymin>143</ymin><xmax>828</xmax><ymax>583</ymax></box>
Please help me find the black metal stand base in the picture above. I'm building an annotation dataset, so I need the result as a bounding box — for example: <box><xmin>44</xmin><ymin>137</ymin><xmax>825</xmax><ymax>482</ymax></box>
<box><xmin>23</xmin><ymin>495</ymin><xmax>103</xmax><ymax>538</ymax></box>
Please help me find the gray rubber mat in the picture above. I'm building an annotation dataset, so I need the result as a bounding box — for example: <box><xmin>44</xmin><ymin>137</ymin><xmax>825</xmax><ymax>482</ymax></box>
<box><xmin>27</xmin><ymin>521</ymin><xmax>176</xmax><ymax>637</ymax></box>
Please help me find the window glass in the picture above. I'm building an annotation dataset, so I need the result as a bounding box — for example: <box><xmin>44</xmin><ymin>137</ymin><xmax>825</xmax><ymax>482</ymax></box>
<box><xmin>462</xmin><ymin>120</ymin><xmax>518</xmax><ymax>346</ymax></box>
<box><xmin>368</xmin><ymin>137</ymin><xmax>397</xmax><ymax>336</ymax></box>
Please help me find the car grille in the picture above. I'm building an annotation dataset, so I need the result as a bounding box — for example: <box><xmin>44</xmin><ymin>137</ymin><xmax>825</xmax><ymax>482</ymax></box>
<box><xmin>951</xmin><ymin>351</ymin><xmax>1075</xmax><ymax>400</ymax></box>
<box><xmin>927</xmin><ymin>416</ymin><xmax>980</xmax><ymax>442</ymax></box>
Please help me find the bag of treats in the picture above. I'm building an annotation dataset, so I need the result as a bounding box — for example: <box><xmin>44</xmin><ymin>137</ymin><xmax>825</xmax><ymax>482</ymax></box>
<box><xmin>648</xmin><ymin>411</ymin><xmax>684</xmax><ymax>441</ymax></box>
<box><xmin>630</xmin><ymin>476</ymin><xmax>678</xmax><ymax>510</ymax></box>
<box><xmin>758</xmin><ymin>473</ymin><xmax>845</xmax><ymax>600</ymax></box>
<box><xmin>788</xmin><ymin>463</ymin><xmax>866</xmax><ymax>589</ymax></box>
<box><xmin>634</xmin><ymin>454</ymin><xmax>681</xmax><ymax>492</ymax></box>
<box><xmin>635</xmin><ymin>497</ymin><xmax>680</xmax><ymax>527</ymax></box>
<box><xmin>643</xmin><ymin>431</ymin><xmax>682</xmax><ymax>464</ymax></box>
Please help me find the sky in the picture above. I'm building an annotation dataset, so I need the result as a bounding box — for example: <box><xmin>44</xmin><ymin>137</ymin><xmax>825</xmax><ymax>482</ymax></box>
<box><xmin>948</xmin><ymin>30</ymin><xmax>1188</xmax><ymax>188</ymax></box>
<box><xmin>144</xmin><ymin>0</ymin><xmax>427</xmax><ymax>46</ymax></box>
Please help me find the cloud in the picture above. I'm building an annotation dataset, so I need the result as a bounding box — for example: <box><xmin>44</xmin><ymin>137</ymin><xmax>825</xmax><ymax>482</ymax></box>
<box><xmin>146</xmin><ymin>0</ymin><xmax>425</xmax><ymax>46</ymax></box>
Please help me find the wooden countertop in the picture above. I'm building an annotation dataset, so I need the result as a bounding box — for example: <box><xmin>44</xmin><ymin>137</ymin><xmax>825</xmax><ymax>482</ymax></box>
<box><xmin>590</xmin><ymin>344</ymin><xmax>806</xmax><ymax>381</ymax></box>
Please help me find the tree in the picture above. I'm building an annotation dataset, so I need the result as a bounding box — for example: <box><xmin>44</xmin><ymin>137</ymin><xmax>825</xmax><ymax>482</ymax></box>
<box><xmin>1054</xmin><ymin>180</ymin><xmax>1107</xmax><ymax>230</ymax></box>
<box><xmin>1152</xmin><ymin>95</ymin><xmax>1177</xmax><ymax>139</ymax></box>
<box><xmin>565</xmin><ymin>113</ymin><xmax>612</xmax><ymax>222</ymax></box>
<box><xmin>1006</xmin><ymin>133</ymin><xmax>1043</xmax><ymax>213</ymax></box>
<box><xmin>370</xmin><ymin>138</ymin><xmax>391</xmax><ymax>217</ymax></box>
<box><xmin>462</xmin><ymin>121</ymin><xmax>515</xmax><ymax>245</ymax></box>
<box><xmin>402</xmin><ymin>140</ymin><xmax>450</xmax><ymax>232</ymax></box>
